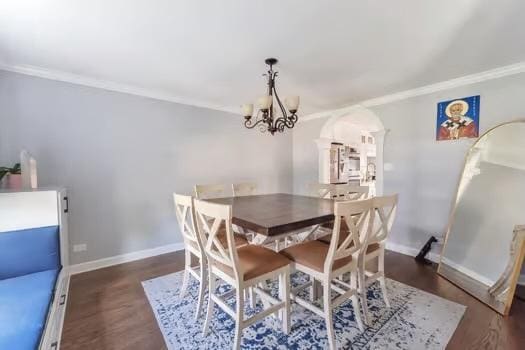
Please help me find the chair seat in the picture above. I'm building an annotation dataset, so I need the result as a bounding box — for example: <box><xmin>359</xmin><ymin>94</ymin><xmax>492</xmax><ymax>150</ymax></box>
<box><xmin>280</xmin><ymin>240</ymin><xmax>352</xmax><ymax>273</ymax></box>
<box><xmin>218</xmin><ymin>245</ymin><xmax>290</xmax><ymax>281</ymax></box>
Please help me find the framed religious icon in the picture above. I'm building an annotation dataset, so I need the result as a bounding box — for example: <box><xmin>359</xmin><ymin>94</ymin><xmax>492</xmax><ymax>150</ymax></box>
<box><xmin>436</xmin><ymin>95</ymin><xmax>480</xmax><ymax>141</ymax></box>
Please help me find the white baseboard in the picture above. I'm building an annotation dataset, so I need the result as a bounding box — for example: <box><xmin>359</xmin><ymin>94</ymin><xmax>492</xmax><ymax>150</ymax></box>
<box><xmin>440</xmin><ymin>257</ymin><xmax>495</xmax><ymax>286</ymax></box>
<box><xmin>386</xmin><ymin>240</ymin><xmax>441</xmax><ymax>263</ymax></box>
<box><xmin>68</xmin><ymin>242</ymin><xmax>185</xmax><ymax>275</ymax></box>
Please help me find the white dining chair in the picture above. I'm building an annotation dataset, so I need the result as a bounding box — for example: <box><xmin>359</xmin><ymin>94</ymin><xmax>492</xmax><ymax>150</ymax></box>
<box><xmin>316</xmin><ymin>185</ymin><xmax>370</xmax><ymax>245</ymax></box>
<box><xmin>232</xmin><ymin>182</ymin><xmax>257</xmax><ymax>197</ymax></box>
<box><xmin>332</xmin><ymin>184</ymin><xmax>369</xmax><ymax>200</ymax></box>
<box><xmin>194</xmin><ymin>199</ymin><xmax>291</xmax><ymax>350</ymax></box>
<box><xmin>280</xmin><ymin>199</ymin><xmax>374</xmax><ymax>349</ymax></box>
<box><xmin>232</xmin><ymin>182</ymin><xmax>257</xmax><ymax>241</ymax></box>
<box><xmin>174</xmin><ymin>194</ymin><xmax>249</xmax><ymax>317</ymax></box>
<box><xmin>309</xmin><ymin>183</ymin><xmax>333</xmax><ymax>199</ymax></box>
<box><xmin>173</xmin><ymin>194</ymin><xmax>207</xmax><ymax>319</ymax></box>
<box><xmin>358</xmin><ymin>194</ymin><xmax>398</xmax><ymax>325</ymax></box>
<box><xmin>194</xmin><ymin>184</ymin><xmax>230</xmax><ymax>199</ymax></box>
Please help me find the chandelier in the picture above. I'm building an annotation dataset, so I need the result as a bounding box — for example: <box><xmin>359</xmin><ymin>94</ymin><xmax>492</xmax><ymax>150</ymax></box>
<box><xmin>242</xmin><ymin>58</ymin><xmax>299</xmax><ymax>135</ymax></box>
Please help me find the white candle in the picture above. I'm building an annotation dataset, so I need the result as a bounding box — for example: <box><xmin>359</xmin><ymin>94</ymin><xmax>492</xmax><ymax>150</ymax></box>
<box><xmin>241</xmin><ymin>103</ymin><xmax>253</xmax><ymax>116</ymax></box>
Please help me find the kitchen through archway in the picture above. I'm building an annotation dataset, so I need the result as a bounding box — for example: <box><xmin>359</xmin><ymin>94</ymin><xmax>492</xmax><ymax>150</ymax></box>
<box><xmin>315</xmin><ymin>106</ymin><xmax>386</xmax><ymax>196</ymax></box>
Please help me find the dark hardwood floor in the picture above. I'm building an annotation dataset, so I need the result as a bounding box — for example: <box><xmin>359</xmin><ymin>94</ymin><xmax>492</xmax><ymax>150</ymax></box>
<box><xmin>61</xmin><ymin>250</ymin><xmax>525</xmax><ymax>349</ymax></box>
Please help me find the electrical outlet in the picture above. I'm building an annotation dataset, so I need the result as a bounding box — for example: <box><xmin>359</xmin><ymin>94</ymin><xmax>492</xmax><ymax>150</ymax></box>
<box><xmin>73</xmin><ymin>244</ymin><xmax>87</xmax><ymax>252</ymax></box>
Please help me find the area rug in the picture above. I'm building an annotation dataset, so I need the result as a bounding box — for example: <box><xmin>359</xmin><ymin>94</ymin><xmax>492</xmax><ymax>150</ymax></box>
<box><xmin>142</xmin><ymin>270</ymin><xmax>465</xmax><ymax>349</ymax></box>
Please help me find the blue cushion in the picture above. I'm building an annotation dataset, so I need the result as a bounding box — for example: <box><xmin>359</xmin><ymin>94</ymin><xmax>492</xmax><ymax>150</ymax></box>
<box><xmin>0</xmin><ymin>226</ymin><xmax>61</xmax><ymax>280</ymax></box>
<box><xmin>0</xmin><ymin>269</ymin><xmax>58</xmax><ymax>350</ymax></box>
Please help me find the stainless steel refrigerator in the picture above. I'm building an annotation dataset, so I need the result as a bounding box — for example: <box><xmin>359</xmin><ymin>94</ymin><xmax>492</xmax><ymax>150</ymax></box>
<box><xmin>329</xmin><ymin>143</ymin><xmax>360</xmax><ymax>184</ymax></box>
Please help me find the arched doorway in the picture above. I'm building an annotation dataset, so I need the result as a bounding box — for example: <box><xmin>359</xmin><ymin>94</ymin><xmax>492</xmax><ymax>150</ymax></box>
<box><xmin>314</xmin><ymin>106</ymin><xmax>386</xmax><ymax>195</ymax></box>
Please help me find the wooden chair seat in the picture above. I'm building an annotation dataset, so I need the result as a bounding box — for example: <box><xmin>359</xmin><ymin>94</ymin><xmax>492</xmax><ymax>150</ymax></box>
<box><xmin>280</xmin><ymin>240</ymin><xmax>352</xmax><ymax>273</ymax></box>
<box><xmin>217</xmin><ymin>245</ymin><xmax>290</xmax><ymax>281</ymax></box>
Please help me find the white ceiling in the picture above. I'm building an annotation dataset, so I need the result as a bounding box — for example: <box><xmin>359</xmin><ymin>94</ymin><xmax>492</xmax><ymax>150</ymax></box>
<box><xmin>1</xmin><ymin>1</ymin><xmax>525</xmax><ymax>115</ymax></box>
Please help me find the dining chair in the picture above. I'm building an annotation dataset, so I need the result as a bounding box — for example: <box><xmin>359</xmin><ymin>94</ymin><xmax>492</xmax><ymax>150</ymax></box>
<box><xmin>232</xmin><ymin>182</ymin><xmax>257</xmax><ymax>197</ymax></box>
<box><xmin>358</xmin><ymin>194</ymin><xmax>398</xmax><ymax>325</ymax></box>
<box><xmin>174</xmin><ymin>194</ymin><xmax>249</xmax><ymax>315</ymax></box>
<box><xmin>194</xmin><ymin>199</ymin><xmax>291</xmax><ymax>350</ymax></box>
<box><xmin>231</xmin><ymin>182</ymin><xmax>258</xmax><ymax>245</ymax></box>
<box><xmin>307</xmin><ymin>183</ymin><xmax>337</xmax><ymax>242</ymax></box>
<box><xmin>316</xmin><ymin>185</ymin><xmax>370</xmax><ymax>245</ymax></box>
<box><xmin>309</xmin><ymin>183</ymin><xmax>333</xmax><ymax>199</ymax></box>
<box><xmin>331</xmin><ymin>184</ymin><xmax>369</xmax><ymax>200</ymax></box>
<box><xmin>194</xmin><ymin>184</ymin><xmax>229</xmax><ymax>199</ymax></box>
<box><xmin>173</xmin><ymin>194</ymin><xmax>207</xmax><ymax>320</ymax></box>
<box><xmin>280</xmin><ymin>199</ymin><xmax>374</xmax><ymax>349</ymax></box>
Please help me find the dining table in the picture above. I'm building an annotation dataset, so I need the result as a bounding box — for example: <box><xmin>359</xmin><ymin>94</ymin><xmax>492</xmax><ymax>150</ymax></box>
<box><xmin>205</xmin><ymin>193</ymin><xmax>335</xmax><ymax>247</ymax></box>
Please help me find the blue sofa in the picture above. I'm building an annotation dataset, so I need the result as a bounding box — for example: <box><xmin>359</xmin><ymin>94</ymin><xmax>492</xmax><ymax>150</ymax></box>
<box><xmin>0</xmin><ymin>226</ymin><xmax>61</xmax><ymax>350</ymax></box>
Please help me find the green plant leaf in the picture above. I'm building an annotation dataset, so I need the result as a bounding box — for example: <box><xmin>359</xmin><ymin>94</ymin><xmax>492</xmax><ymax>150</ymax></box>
<box><xmin>0</xmin><ymin>163</ymin><xmax>22</xmax><ymax>181</ymax></box>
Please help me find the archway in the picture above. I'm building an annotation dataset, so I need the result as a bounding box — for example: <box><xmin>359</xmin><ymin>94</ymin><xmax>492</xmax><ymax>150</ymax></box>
<box><xmin>314</xmin><ymin>105</ymin><xmax>386</xmax><ymax>195</ymax></box>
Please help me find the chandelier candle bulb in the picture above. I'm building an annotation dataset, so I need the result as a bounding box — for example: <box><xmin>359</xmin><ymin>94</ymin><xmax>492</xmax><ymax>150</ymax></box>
<box><xmin>285</xmin><ymin>96</ymin><xmax>300</xmax><ymax>112</ymax></box>
<box><xmin>242</xmin><ymin>103</ymin><xmax>254</xmax><ymax>117</ymax></box>
<box><xmin>257</xmin><ymin>95</ymin><xmax>272</xmax><ymax>111</ymax></box>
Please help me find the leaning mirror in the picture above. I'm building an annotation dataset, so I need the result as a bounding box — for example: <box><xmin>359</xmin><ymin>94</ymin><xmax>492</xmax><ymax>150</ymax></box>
<box><xmin>438</xmin><ymin>120</ymin><xmax>525</xmax><ymax>315</ymax></box>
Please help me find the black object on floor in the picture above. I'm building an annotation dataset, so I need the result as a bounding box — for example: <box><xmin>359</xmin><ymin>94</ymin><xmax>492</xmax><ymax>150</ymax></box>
<box><xmin>415</xmin><ymin>236</ymin><xmax>438</xmax><ymax>265</ymax></box>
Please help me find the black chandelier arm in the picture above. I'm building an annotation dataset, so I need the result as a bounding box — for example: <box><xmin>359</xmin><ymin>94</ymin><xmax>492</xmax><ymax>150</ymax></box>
<box><xmin>244</xmin><ymin>117</ymin><xmax>267</xmax><ymax>130</ymax></box>
<box><xmin>274</xmin><ymin>115</ymin><xmax>295</xmax><ymax>132</ymax></box>
<box><xmin>287</xmin><ymin>112</ymin><xmax>298</xmax><ymax>124</ymax></box>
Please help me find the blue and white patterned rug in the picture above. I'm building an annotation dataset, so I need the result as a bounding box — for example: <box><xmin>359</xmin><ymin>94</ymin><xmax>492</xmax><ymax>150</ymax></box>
<box><xmin>142</xmin><ymin>270</ymin><xmax>465</xmax><ymax>349</ymax></box>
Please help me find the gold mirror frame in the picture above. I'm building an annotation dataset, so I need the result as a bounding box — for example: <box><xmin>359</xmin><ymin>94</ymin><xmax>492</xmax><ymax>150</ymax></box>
<box><xmin>437</xmin><ymin>119</ymin><xmax>525</xmax><ymax>315</ymax></box>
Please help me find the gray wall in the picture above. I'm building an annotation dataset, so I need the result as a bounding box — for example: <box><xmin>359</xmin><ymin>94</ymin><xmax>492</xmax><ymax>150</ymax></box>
<box><xmin>293</xmin><ymin>73</ymin><xmax>525</xmax><ymax>253</ymax></box>
<box><xmin>292</xmin><ymin>117</ymin><xmax>328</xmax><ymax>195</ymax></box>
<box><xmin>0</xmin><ymin>71</ymin><xmax>293</xmax><ymax>264</ymax></box>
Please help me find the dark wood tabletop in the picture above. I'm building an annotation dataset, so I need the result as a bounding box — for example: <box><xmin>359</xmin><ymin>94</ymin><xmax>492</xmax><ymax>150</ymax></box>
<box><xmin>205</xmin><ymin>193</ymin><xmax>335</xmax><ymax>236</ymax></box>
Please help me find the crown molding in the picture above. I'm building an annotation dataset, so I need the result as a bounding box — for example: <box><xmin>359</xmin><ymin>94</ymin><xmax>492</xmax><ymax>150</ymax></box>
<box><xmin>300</xmin><ymin>61</ymin><xmax>525</xmax><ymax>123</ymax></box>
<box><xmin>0</xmin><ymin>62</ymin><xmax>239</xmax><ymax>114</ymax></box>
<box><xmin>2</xmin><ymin>60</ymin><xmax>524</xmax><ymax>121</ymax></box>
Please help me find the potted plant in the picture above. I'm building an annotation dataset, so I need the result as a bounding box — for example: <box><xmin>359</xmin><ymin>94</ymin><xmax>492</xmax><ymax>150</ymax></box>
<box><xmin>0</xmin><ymin>163</ymin><xmax>22</xmax><ymax>189</ymax></box>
